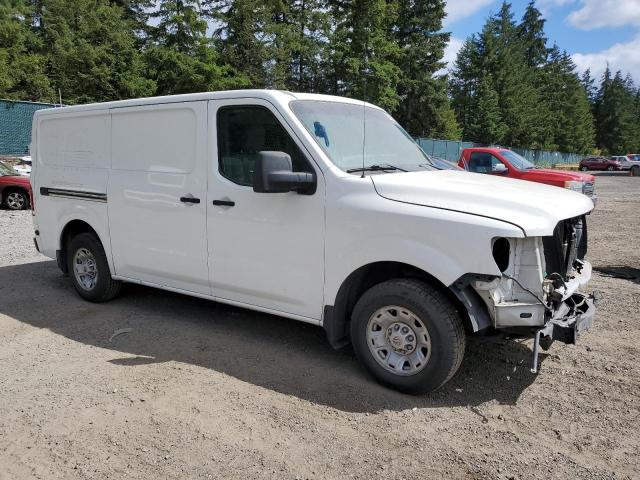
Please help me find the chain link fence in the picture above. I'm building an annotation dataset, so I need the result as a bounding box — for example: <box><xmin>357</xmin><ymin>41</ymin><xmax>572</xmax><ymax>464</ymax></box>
<box><xmin>1</xmin><ymin>99</ymin><xmax>57</xmax><ymax>156</ymax></box>
<box><xmin>416</xmin><ymin>138</ymin><xmax>584</xmax><ymax>167</ymax></box>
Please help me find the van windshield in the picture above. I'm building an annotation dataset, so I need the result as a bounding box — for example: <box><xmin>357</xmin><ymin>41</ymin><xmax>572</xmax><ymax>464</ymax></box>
<box><xmin>290</xmin><ymin>100</ymin><xmax>435</xmax><ymax>173</ymax></box>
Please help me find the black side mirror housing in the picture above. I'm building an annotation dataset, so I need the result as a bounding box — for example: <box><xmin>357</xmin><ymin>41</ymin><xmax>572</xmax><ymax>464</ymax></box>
<box><xmin>253</xmin><ymin>151</ymin><xmax>316</xmax><ymax>195</ymax></box>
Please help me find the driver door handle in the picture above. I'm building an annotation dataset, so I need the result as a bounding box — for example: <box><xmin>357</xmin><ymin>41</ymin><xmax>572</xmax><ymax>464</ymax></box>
<box><xmin>212</xmin><ymin>199</ymin><xmax>235</xmax><ymax>207</ymax></box>
<box><xmin>180</xmin><ymin>196</ymin><xmax>200</xmax><ymax>204</ymax></box>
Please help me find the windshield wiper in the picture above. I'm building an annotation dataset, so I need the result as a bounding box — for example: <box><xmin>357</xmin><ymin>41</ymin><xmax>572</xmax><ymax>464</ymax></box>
<box><xmin>346</xmin><ymin>164</ymin><xmax>407</xmax><ymax>173</ymax></box>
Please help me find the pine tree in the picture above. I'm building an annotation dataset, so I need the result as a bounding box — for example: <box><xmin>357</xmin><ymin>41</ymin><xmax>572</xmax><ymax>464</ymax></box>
<box><xmin>147</xmin><ymin>0</ymin><xmax>247</xmax><ymax>95</ymax></box>
<box><xmin>210</xmin><ymin>0</ymin><xmax>270</xmax><ymax>87</ymax></box>
<box><xmin>467</xmin><ymin>76</ymin><xmax>507</xmax><ymax>144</ymax></box>
<box><xmin>326</xmin><ymin>0</ymin><xmax>401</xmax><ymax>111</ymax></box>
<box><xmin>518</xmin><ymin>0</ymin><xmax>547</xmax><ymax>67</ymax></box>
<box><xmin>392</xmin><ymin>0</ymin><xmax>458</xmax><ymax>138</ymax></box>
<box><xmin>540</xmin><ymin>47</ymin><xmax>594</xmax><ymax>152</ymax></box>
<box><xmin>40</xmin><ymin>0</ymin><xmax>155</xmax><ymax>103</ymax></box>
<box><xmin>594</xmin><ymin>68</ymin><xmax>636</xmax><ymax>154</ymax></box>
<box><xmin>0</xmin><ymin>0</ymin><xmax>53</xmax><ymax>101</ymax></box>
<box><xmin>258</xmin><ymin>0</ymin><xmax>330</xmax><ymax>90</ymax></box>
<box><xmin>450</xmin><ymin>35</ymin><xmax>482</xmax><ymax>138</ymax></box>
<box><xmin>580</xmin><ymin>68</ymin><xmax>596</xmax><ymax>104</ymax></box>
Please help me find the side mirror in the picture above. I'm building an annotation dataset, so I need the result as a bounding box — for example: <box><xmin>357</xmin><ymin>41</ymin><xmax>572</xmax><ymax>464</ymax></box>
<box><xmin>253</xmin><ymin>151</ymin><xmax>316</xmax><ymax>195</ymax></box>
<box><xmin>492</xmin><ymin>163</ymin><xmax>508</xmax><ymax>174</ymax></box>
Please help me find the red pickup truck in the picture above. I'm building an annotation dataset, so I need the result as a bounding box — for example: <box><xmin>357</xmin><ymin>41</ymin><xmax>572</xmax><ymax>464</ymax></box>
<box><xmin>458</xmin><ymin>147</ymin><xmax>596</xmax><ymax>204</ymax></box>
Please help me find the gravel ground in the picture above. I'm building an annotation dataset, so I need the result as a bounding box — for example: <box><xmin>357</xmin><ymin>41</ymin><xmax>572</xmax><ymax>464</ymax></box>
<box><xmin>1</xmin><ymin>175</ymin><xmax>639</xmax><ymax>480</ymax></box>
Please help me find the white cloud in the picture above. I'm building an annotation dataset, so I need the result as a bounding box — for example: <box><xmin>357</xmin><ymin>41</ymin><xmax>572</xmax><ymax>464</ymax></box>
<box><xmin>536</xmin><ymin>0</ymin><xmax>576</xmax><ymax>16</ymax></box>
<box><xmin>572</xmin><ymin>34</ymin><xmax>640</xmax><ymax>80</ymax></box>
<box><xmin>567</xmin><ymin>0</ymin><xmax>640</xmax><ymax>30</ymax></box>
<box><xmin>443</xmin><ymin>36</ymin><xmax>464</xmax><ymax>70</ymax></box>
<box><xmin>444</xmin><ymin>0</ymin><xmax>495</xmax><ymax>27</ymax></box>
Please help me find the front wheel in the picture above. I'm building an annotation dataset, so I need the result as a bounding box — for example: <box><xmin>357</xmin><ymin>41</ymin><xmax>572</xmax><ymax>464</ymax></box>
<box><xmin>580</xmin><ymin>166</ymin><xmax>588</xmax><ymax>171</ymax></box>
<box><xmin>67</xmin><ymin>233</ymin><xmax>121</xmax><ymax>302</ymax></box>
<box><xmin>631</xmin><ymin>166</ymin><xmax>639</xmax><ymax>177</ymax></box>
<box><xmin>607</xmin><ymin>165</ymin><xmax>615</xmax><ymax>171</ymax></box>
<box><xmin>350</xmin><ymin>279</ymin><xmax>466</xmax><ymax>394</ymax></box>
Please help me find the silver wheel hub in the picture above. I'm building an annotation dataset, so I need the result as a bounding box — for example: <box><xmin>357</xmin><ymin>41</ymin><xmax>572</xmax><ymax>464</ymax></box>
<box><xmin>7</xmin><ymin>192</ymin><xmax>25</xmax><ymax>209</ymax></box>
<box><xmin>73</xmin><ymin>248</ymin><xmax>98</xmax><ymax>291</ymax></box>
<box><xmin>366</xmin><ymin>306</ymin><xmax>432</xmax><ymax>376</ymax></box>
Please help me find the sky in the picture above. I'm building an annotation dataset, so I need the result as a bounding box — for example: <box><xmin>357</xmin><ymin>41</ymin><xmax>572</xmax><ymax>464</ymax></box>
<box><xmin>443</xmin><ymin>0</ymin><xmax>640</xmax><ymax>82</ymax></box>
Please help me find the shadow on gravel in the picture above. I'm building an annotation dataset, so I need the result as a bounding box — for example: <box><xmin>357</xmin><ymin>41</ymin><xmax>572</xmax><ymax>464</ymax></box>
<box><xmin>593</xmin><ymin>265</ymin><xmax>640</xmax><ymax>284</ymax></box>
<box><xmin>0</xmin><ymin>260</ymin><xmax>542</xmax><ymax>413</ymax></box>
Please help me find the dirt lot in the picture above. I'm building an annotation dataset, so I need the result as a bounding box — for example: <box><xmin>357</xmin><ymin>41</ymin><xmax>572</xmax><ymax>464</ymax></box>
<box><xmin>1</xmin><ymin>175</ymin><xmax>639</xmax><ymax>480</ymax></box>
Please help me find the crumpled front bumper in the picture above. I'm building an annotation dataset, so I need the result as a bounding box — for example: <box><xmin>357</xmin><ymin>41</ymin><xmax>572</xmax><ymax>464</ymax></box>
<box><xmin>531</xmin><ymin>291</ymin><xmax>597</xmax><ymax>373</ymax></box>
<box><xmin>545</xmin><ymin>292</ymin><xmax>597</xmax><ymax>344</ymax></box>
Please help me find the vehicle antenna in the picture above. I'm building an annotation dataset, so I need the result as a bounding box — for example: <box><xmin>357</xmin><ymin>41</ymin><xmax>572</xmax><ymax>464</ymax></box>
<box><xmin>361</xmin><ymin>36</ymin><xmax>368</xmax><ymax>179</ymax></box>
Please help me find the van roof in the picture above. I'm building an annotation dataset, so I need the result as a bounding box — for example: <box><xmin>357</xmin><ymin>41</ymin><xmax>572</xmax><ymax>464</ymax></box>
<box><xmin>33</xmin><ymin>90</ymin><xmax>381</xmax><ymax>117</ymax></box>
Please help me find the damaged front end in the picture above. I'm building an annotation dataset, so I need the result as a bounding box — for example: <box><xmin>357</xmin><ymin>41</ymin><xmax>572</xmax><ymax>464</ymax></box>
<box><xmin>457</xmin><ymin>215</ymin><xmax>597</xmax><ymax>373</ymax></box>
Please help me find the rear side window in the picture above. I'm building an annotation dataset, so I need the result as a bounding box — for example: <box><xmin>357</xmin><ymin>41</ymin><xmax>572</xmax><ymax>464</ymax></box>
<box><xmin>217</xmin><ymin>106</ymin><xmax>311</xmax><ymax>186</ymax></box>
<box><xmin>468</xmin><ymin>152</ymin><xmax>501</xmax><ymax>173</ymax></box>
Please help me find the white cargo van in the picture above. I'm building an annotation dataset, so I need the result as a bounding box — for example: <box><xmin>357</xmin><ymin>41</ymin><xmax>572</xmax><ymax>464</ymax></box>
<box><xmin>30</xmin><ymin>90</ymin><xmax>596</xmax><ymax>393</ymax></box>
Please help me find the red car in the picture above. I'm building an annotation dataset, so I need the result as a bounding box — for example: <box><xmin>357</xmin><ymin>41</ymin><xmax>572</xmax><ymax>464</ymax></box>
<box><xmin>458</xmin><ymin>147</ymin><xmax>597</xmax><ymax>203</ymax></box>
<box><xmin>579</xmin><ymin>156</ymin><xmax>623</xmax><ymax>171</ymax></box>
<box><xmin>0</xmin><ymin>161</ymin><xmax>32</xmax><ymax>210</ymax></box>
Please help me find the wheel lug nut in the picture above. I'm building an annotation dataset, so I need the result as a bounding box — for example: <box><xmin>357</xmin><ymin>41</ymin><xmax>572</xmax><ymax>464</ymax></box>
<box><xmin>405</xmin><ymin>344</ymin><xmax>413</xmax><ymax>351</ymax></box>
<box><xmin>401</xmin><ymin>327</ymin><xmax>409</xmax><ymax>334</ymax></box>
<box><xmin>407</xmin><ymin>335</ymin><xmax>414</xmax><ymax>342</ymax></box>
<box><xmin>394</xmin><ymin>325</ymin><xmax>400</xmax><ymax>331</ymax></box>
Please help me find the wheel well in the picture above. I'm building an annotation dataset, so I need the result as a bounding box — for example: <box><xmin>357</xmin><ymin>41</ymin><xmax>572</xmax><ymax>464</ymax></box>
<box><xmin>323</xmin><ymin>261</ymin><xmax>471</xmax><ymax>349</ymax></box>
<box><xmin>58</xmin><ymin>220</ymin><xmax>100</xmax><ymax>274</ymax></box>
<box><xmin>2</xmin><ymin>186</ymin><xmax>29</xmax><ymax>203</ymax></box>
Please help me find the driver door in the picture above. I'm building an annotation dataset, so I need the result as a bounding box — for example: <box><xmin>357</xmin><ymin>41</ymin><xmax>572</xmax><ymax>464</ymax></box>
<box><xmin>206</xmin><ymin>99</ymin><xmax>326</xmax><ymax>321</ymax></box>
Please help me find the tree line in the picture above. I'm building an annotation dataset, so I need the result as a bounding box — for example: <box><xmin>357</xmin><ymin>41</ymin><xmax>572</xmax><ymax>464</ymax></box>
<box><xmin>0</xmin><ymin>0</ymin><xmax>638</xmax><ymax>155</ymax></box>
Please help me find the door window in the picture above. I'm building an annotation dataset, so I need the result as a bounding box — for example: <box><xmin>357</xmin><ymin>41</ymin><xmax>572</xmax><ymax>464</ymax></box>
<box><xmin>217</xmin><ymin>106</ymin><xmax>312</xmax><ymax>186</ymax></box>
<box><xmin>468</xmin><ymin>152</ymin><xmax>503</xmax><ymax>173</ymax></box>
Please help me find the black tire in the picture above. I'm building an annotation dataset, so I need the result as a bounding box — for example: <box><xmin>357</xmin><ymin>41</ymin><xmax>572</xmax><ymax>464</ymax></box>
<box><xmin>3</xmin><ymin>189</ymin><xmax>29</xmax><ymax>210</ymax></box>
<box><xmin>350</xmin><ymin>279</ymin><xmax>466</xmax><ymax>394</ymax></box>
<box><xmin>631</xmin><ymin>166</ymin><xmax>639</xmax><ymax>177</ymax></box>
<box><xmin>67</xmin><ymin>232</ymin><xmax>121</xmax><ymax>302</ymax></box>
<box><xmin>607</xmin><ymin>165</ymin><xmax>615</xmax><ymax>171</ymax></box>
<box><xmin>580</xmin><ymin>166</ymin><xmax>588</xmax><ymax>171</ymax></box>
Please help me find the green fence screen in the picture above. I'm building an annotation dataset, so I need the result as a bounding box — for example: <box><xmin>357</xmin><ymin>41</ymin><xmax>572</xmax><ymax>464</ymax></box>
<box><xmin>0</xmin><ymin>99</ymin><xmax>57</xmax><ymax>156</ymax></box>
<box><xmin>416</xmin><ymin>138</ymin><xmax>584</xmax><ymax>166</ymax></box>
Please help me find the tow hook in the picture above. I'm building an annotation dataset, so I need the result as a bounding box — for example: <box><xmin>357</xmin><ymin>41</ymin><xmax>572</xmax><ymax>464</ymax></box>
<box><xmin>531</xmin><ymin>322</ymin><xmax>554</xmax><ymax>374</ymax></box>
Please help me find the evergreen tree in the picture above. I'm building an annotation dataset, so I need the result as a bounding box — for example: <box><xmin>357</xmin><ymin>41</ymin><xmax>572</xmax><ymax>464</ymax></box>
<box><xmin>41</xmin><ymin>0</ymin><xmax>154</xmax><ymax>103</ymax></box>
<box><xmin>261</xmin><ymin>0</ymin><xmax>330</xmax><ymax>90</ymax></box>
<box><xmin>540</xmin><ymin>47</ymin><xmax>594</xmax><ymax>152</ymax></box>
<box><xmin>450</xmin><ymin>35</ymin><xmax>482</xmax><ymax>138</ymax></box>
<box><xmin>147</xmin><ymin>0</ymin><xmax>247</xmax><ymax>95</ymax></box>
<box><xmin>594</xmin><ymin>68</ymin><xmax>636</xmax><ymax>154</ymax></box>
<box><xmin>467</xmin><ymin>76</ymin><xmax>507</xmax><ymax>144</ymax></box>
<box><xmin>326</xmin><ymin>0</ymin><xmax>401</xmax><ymax>111</ymax></box>
<box><xmin>518</xmin><ymin>0</ymin><xmax>547</xmax><ymax>67</ymax></box>
<box><xmin>580</xmin><ymin>68</ymin><xmax>596</xmax><ymax>104</ymax></box>
<box><xmin>211</xmin><ymin>0</ymin><xmax>270</xmax><ymax>87</ymax></box>
<box><xmin>0</xmin><ymin>0</ymin><xmax>52</xmax><ymax>101</ymax></box>
<box><xmin>393</xmin><ymin>0</ymin><xmax>458</xmax><ymax>138</ymax></box>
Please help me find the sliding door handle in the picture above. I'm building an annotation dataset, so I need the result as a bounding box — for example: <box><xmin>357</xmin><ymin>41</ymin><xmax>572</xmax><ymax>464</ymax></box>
<box><xmin>212</xmin><ymin>199</ymin><xmax>235</xmax><ymax>207</ymax></box>
<box><xmin>180</xmin><ymin>195</ymin><xmax>200</xmax><ymax>204</ymax></box>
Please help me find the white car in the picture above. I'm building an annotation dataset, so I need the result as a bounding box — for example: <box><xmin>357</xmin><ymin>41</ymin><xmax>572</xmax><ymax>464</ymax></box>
<box><xmin>29</xmin><ymin>90</ymin><xmax>596</xmax><ymax>393</ymax></box>
<box><xmin>13</xmin><ymin>156</ymin><xmax>32</xmax><ymax>176</ymax></box>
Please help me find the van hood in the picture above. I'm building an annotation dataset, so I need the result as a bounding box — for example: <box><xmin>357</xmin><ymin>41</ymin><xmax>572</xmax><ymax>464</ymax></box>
<box><xmin>371</xmin><ymin>170</ymin><xmax>594</xmax><ymax>236</ymax></box>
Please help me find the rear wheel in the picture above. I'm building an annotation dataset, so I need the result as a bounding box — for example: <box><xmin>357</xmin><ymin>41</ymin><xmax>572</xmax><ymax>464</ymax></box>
<box><xmin>350</xmin><ymin>279</ymin><xmax>466</xmax><ymax>394</ymax></box>
<box><xmin>3</xmin><ymin>189</ymin><xmax>28</xmax><ymax>210</ymax></box>
<box><xmin>580</xmin><ymin>166</ymin><xmax>588</xmax><ymax>171</ymax></box>
<box><xmin>67</xmin><ymin>233</ymin><xmax>121</xmax><ymax>302</ymax></box>
<box><xmin>631</xmin><ymin>166</ymin><xmax>639</xmax><ymax>177</ymax></box>
<box><xmin>607</xmin><ymin>165</ymin><xmax>615</xmax><ymax>171</ymax></box>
